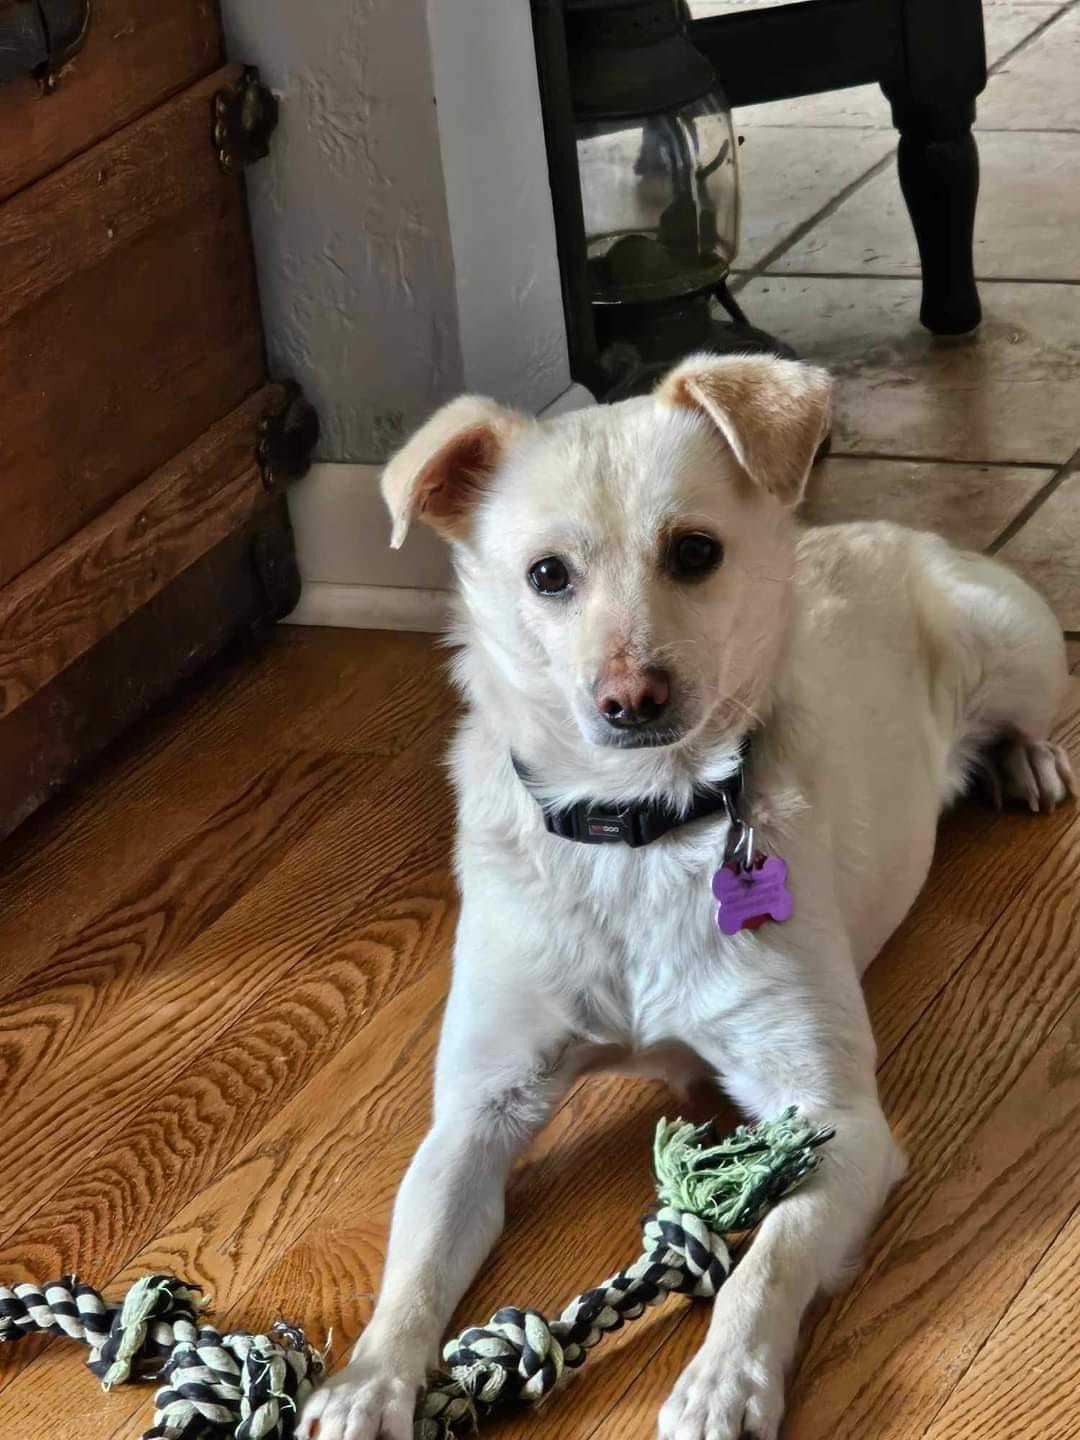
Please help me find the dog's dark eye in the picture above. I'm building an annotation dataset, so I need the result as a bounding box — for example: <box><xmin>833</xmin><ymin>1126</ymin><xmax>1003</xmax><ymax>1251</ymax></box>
<box><xmin>668</xmin><ymin>532</ymin><xmax>723</xmax><ymax>580</ymax></box>
<box><xmin>528</xmin><ymin>556</ymin><xmax>571</xmax><ymax>595</ymax></box>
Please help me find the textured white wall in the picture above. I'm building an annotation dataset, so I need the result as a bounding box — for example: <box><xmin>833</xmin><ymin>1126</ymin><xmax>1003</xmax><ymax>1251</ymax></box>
<box><xmin>221</xmin><ymin>0</ymin><xmax>466</xmax><ymax>464</ymax></box>
<box><xmin>426</xmin><ymin>0</ymin><xmax>570</xmax><ymax>410</ymax></box>
<box><xmin>220</xmin><ymin>0</ymin><xmax>572</xmax><ymax>467</ymax></box>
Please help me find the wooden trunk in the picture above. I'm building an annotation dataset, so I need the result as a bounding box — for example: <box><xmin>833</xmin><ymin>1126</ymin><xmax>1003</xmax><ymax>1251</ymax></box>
<box><xmin>0</xmin><ymin>2</ymin><xmax>311</xmax><ymax>839</ymax></box>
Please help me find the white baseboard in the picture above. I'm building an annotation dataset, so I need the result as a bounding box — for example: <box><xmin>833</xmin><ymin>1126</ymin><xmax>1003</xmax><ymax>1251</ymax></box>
<box><xmin>286</xmin><ymin>581</ymin><xmax>453</xmax><ymax>632</ymax></box>
<box><xmin>284</xmin><ymin>381</ymin><xmax>594</xmax><ymax>631</ymax></box>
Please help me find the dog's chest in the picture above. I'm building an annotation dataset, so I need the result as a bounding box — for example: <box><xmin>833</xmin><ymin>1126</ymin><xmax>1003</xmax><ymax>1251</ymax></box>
<box><xmin>530</xmin><ymin>826</ymin><xmax>738</xmax><ymax>1048</ymax></box>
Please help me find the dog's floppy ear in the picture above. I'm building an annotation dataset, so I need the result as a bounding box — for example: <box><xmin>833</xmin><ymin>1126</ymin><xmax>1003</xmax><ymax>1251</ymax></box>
<box><xmin>381</xmin><ymin>395</ymin><xmax>522</xmax><ymax>548</ymax></box>
<box><xmin>658</xmin><ymin>353</ymin><xmax>832</xmax><ymax>505</ymax></box>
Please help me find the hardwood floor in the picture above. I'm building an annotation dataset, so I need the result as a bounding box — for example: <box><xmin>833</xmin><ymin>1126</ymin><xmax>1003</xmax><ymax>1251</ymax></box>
<box><xmin>2</xmin><ymin>624</ymin><xmax>1078</xmax><ymax>1440</ymax></box>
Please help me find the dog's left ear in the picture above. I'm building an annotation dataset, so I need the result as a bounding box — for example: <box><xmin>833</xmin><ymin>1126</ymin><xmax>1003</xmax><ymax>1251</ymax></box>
<box><xmin>658</xmin><ymin>353</ymin><xmax>832</xmax><ymax>505</ymax></box>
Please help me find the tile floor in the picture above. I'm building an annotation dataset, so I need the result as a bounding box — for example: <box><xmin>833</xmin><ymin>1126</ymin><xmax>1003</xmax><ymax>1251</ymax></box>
<box><xmin>690</xmin><ymin>0</ymin><xmax>1080</xmax><ymax>669</ymax></box>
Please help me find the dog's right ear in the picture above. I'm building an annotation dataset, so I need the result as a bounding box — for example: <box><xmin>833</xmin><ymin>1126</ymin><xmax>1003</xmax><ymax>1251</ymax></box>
<box><xmin>381</xmin><ymin>396</ymin><xmax>521</xmax><ymax>549</ymax></box>
<box><xmin>658</xmin><ymin>352</ymin><xmax>831</xmax><ymax>506</ymax></box>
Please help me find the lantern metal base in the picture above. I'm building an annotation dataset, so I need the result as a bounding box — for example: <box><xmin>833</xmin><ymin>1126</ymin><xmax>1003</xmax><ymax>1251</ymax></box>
<box><xmin>594</xmin><ymin>280</ymin><xmax>797</xmax><ymax>401</ymax></box>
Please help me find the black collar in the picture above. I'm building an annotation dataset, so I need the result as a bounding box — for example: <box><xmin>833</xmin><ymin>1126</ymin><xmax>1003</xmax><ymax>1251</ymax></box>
<box><xmin>512</xmin><ymin>743</ymin><xmax>749</xmax><ymax>849</ymax></box>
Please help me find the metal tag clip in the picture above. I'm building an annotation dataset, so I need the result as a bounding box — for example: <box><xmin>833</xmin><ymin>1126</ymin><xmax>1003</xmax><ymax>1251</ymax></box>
<box><xmin>722</xmin><ymin>783</ymin><xmax>756</xmax><ymax>874</ymax></box>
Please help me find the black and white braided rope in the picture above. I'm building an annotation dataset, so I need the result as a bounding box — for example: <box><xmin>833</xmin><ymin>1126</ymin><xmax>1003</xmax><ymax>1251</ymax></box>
<box><xmin>411</xmin><ymin>1107</ymin><xmax>835</xmax><ymax>1440</ymax></box>
<box><xmin>0</xmin><ymin>1274</ymin><xmax>202</xmax><ymax>1388</ymax></box>
<box><xmin>0</xmin><ymin>1275</ymin><xmax>323</xmax><ymax>1440</ymax></box>
<box><xmin>0</xmin><ymin>1275</ymin><xmax>112</xmax><ymax>1347</ymax></box>
<box><xmin>144</xmin><ymin>1321</ymin><xmax>322</xmax><ymax>1440</ymax></box>
<box><xmin>414</xmin><ymin>1204</ymin><xmax>731</xmax><ymax>1439</ymax></box>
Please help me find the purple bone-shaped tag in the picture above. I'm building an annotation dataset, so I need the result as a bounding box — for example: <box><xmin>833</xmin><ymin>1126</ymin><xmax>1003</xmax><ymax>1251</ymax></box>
<box><xmin>711</xmin><ymin>856</ymin><xmax>794</xmax><ymax>935</ymax></box>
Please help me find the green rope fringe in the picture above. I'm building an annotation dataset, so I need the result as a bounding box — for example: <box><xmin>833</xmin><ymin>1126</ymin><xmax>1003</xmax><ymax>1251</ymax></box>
<box><xmin>653</xmin><ymin>1105</ymin><xmax>835</xmax><ymax>1232</ymax></box>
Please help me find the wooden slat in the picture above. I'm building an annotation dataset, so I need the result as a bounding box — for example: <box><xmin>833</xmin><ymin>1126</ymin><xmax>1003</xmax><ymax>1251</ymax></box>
<box><xmin>2</xmin><ymin>969</ymin><xmax>448</xmax><ymax>1438</ymax></box>
<box><xmin>0</xmin><ymin>713</ymin><xmax>454</xmax><ymax>1250</ymax></box>
<box><xmin>0</xmin><ymin>0</ymin><xmax>222</xmax><ymax>204</ymax></box>
<box><xmin>0</xmin><ymin>638</ymin><xmax>444</xmax><ymax>1403</ymax></box>
<box><xmin>0</xmin><ymin>64</ymin><xmax>264</xmax><ymax>587</ymax></box>
<box><xmin>0</xmin><ymin>629</ymin><xmax>439</xmax><ymax>1004</ymax></box>
<box><xmin>921</xmin><ymin>1200</ymin><xmax>1080</xmax><ymax>1440</ymax></box>
<box><xmin>0</xmin><ymin>867</ymin><xmax>458</xmax><ymax>1403</ymax></box>
<box><xmin>0</xmin><ymin>385</ymin><xmax>282</xmax><ymax>719</ymax></box>
<box><xmin>159</xmin><ymin>1076</ymin><xmax>682</xmax><ymax>1440</ymax></box>
<box><xmin>0</xmin><ymin>61</ymin><xmax>242</xmax><ymax>328</ymax></box>
<box><xmin>866</xmin><ymin>689</ymin><xmax>1080</xmax><ymax>1061</ymax></box>
<box><xmin>0</xmin><ymin>498</ymin><xmax>284</xmax><ymax>839</ymax></box>
<box><xmin>783</xmin><ymin>1000</ymin><xmax>1080</xmax><ymax>1440</ymax></box>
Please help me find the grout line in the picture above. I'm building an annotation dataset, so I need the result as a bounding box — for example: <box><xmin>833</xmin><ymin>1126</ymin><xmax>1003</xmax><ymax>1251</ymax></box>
<box><xmin>824</xmin><ymin>450</ymin><xmax>1059</xmax><ymax>470</ymax></box>
<box><xmin>732</xmin><ymin>0</ymin><xmax>1080</xmax><ymax>290</ymax></box>
<box><xmin>733</xmin><ymin>123</ymin><xmax>1080</xmax><ymax>134</ymax></box>
<box><xmin>730</xmin><ymin>150</ymin><xmax>897</xmax><ymax>293</ymax></box>
<box><xmin>976</xmin><ymin>126</ymin><xmax>1080</xmax><ymax>134</ymax></box>
<box><xmin>983</xmin><ymin>0</ymin><xmax>1080</xmax><ymax>76</ymax></box>
<box><xmin>747</xmin><ymin>270</ymin><xmax>1080</xmax><ymax>286</ymax></box>
<box><xmin>986</xmin><ymin>444</ymin><xmax>1080</xmax><ymax>553</ymax></box>
<box><xmin>736</xmin><ymin>123</ymin><xmax>889</xmax><ymax>132</ymax></box>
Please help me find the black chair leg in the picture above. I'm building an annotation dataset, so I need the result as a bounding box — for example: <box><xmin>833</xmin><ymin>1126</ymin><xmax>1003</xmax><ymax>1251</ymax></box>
<box><xmin>894</xmin><ymin>107</ymin><xmax>982</xmax><ymax>335</ymax></box>
<box><xmin>883</xmin><ymin>0</ymin><xmax>987</xmax><ymax>335</ymax></box>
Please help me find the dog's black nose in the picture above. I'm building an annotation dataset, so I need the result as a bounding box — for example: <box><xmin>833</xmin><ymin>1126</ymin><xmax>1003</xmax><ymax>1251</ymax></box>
<box><xmin>595</xmin><ymin>666</ymin><xmax>670</xmax><ymax>728</ymax></box>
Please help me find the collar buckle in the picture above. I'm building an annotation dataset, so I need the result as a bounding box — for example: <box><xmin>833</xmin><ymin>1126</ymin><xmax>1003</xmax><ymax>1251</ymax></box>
<box><xmin>545</xmin><ymin>805</ymin><xmax>641</xmax><ymax>846</ymax></box>
<box><xmin>580</xmin><ymin>806</ymin><xmax>640</xmax><ymax>846</ymax></box>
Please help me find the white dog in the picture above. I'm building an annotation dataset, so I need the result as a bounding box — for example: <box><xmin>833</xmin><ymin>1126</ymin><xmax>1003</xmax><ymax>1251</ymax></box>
<box><xmin>300</xmin><ymin>354</ymin><xmax>1074</xmax><ymax>1440</ymax></box>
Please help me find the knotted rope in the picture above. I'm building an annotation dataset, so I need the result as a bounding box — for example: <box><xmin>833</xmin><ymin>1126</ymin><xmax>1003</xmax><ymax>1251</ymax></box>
<box><xmin>0</xmin><ymin>1273</ymin><xmax>324</xmax><ymax>1439</ymax></box>
<box><xmin>0</xmin><ymin>1109</ymin><xmax>829</xmax><ymax>1440</ymax></box>
<box><xmin>413</xmin><ymin>1106</ymin><xmax>833</xmax><ymax>1439</ymax></box>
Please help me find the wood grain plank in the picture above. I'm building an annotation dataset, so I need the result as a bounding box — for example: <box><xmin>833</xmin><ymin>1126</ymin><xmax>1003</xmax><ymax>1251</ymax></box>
<box><xmin>921</xmin><ymin>1201</ymin><xmax>1080</xmax><ymax>1440</ymax></box>
<box><xmin>210</xmin><ymin>1076</ymin><xmax>692</xmax><ymax>1440</ymax></box>
<box><xmin>88</xmin><ymin>1079</ymin><xmax>682</xmax><ymax>1440</ymax></box>
<box><xmin>0</xmin><ymin>386</ymin><xmax>282</xmax><ymax>718</ymax></box>
<box><xmin>86</xmin><ymin>1076</ymin><xmax>716</xmax><ymax>1440</ymax></box>
<box><xmin>0</xmin><ymin>749</ymin><xmax>373</xmax><ymax>1234</ymax></box>
<box><xmin>0</xmin><ymin>629</ymin><xmax>440</xmax><ymax>1003</ymax></box>
<box><xmin>2</xmin><ymin>968</ymin><xmax>448</xmax><ymax>1438</ymax></box>
<box><xmin>0</xmin><ymin>706</ymin><xmax>455</xmax><ymax>1258</ymax></box>
<box><xmin>0</xmin><ymin>0</ymin><xmax>222</xmax><ymax>204</ymax></box>
<box><xmin>782</xmin><ymin>999</ymin><xmax>1080</xmax><ymax>1439</ymax></box>
<box><xmin>585</xmin><ymin>1304</ymin><xmax>703</xmax><ymax>1440</ymax></box>
<box><xmin>0</xmin><ymin>867</ymin><xmax>458</xmax><ymax>1400</ymax></box>
<box><xmin>867</xmin><ymin>688</ymin><xmax>1080</xmax><ymax>1062</ymax></box>
<box><xmin>0</xmin><ymin>633</ymin><xmax>449</xmax><ymax>1416</ymax></box>
<box><xmin>0</xmin><ymin>67</ymin><xmax>263</xmax><ymax>585</ymax></box>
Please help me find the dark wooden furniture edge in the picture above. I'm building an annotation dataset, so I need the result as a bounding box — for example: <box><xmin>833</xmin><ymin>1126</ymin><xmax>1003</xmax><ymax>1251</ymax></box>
<box><xmin>0</xmin><ymin>494</ymin><xmax>300</xmax><ymax>841</ymax></box>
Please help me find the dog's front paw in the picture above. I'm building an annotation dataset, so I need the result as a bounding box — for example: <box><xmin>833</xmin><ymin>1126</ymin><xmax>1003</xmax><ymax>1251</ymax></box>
<box><xmin>297</xmin><ymin>1352</ymin><xmax>422</xmax><ymax>1440</ymax></box>
<box><xmin>657</xmin><ymin>1328</ymin><xmax>786</xmax><ymax>1440</ymax></box>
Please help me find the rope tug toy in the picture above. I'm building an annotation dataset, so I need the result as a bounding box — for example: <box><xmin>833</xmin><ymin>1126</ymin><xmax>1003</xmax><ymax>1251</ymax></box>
<box><xmin>0</xmin><ymin>1108</ymin><xmax>831</xmax><ymax>1440</ymax></box>
<box><xmin>0</xmin><ymin>1275</ymin><xmax>325</xmax><ymax>1439</ymax></box>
